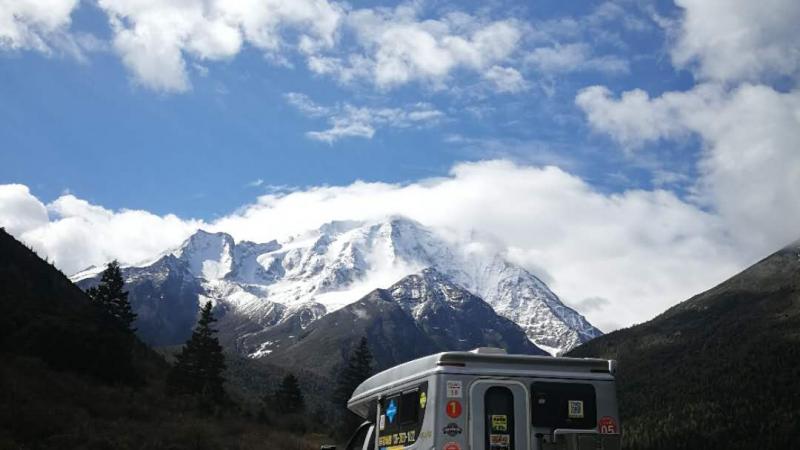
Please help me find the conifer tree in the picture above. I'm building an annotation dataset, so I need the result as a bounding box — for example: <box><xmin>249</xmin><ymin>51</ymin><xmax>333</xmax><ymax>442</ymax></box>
<box><xmin>333</xmin><ymin>336</ymin><xmax>373</xmax><ymax>406</ymax></box>
<box><xmin>332</xmin><ymin>336</ymin><xmax>373</xmax><ymax>437</ymax></box>
<box><xmin>167</xmin><ymin>301</ymin><xmax>227</xmax><ymax>403</ymax></box>
<box><xmin>87</xmin><ymin>260</ymin><xmax>136</xmax><ymax>333</ymax></box>
<box><xmin>273</xmin><ymin>373</ymin><xmax>305</xmax><ymax>413</ymax></box>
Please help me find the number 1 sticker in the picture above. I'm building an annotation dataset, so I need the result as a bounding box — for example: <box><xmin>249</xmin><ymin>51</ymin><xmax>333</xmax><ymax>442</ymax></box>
<box><xmin>446</xmin><ymin>400</ymin><xmax>462</xmax><ymax>418</ymax></box>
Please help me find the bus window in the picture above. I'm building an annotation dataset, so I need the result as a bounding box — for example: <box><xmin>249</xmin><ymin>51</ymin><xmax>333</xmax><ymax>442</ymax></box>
<box><xmin>377</xmin><ymin>382</ymin><xmax>428</xmax><ymax>448</ymax></box>
<box><xmin>398</xmin><ymin>389</ymin><xmax>420</xmax><ymax>425</ymax></box>
<box><xmin>485</xmin><ymin>386</ymin><xmax>515</xmax><ymax>450</ymax></box>
<box><xmin>531</xmin><ymin>382</ymin><xmax>596</xmax><ymax>429</ymax></box>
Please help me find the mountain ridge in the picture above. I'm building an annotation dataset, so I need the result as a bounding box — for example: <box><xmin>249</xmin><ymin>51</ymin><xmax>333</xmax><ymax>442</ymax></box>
<box><xmin>567</xmin><ymin>239</ymin><xmax>800</xmax><ymax>449</ymax></box>
<box><xmin>263</xmin><ymin>267</ymin><xmax>546</xmax><ymax>376</ymax></box>
<box><xmin>74</xmin><ymin>217</ymin><xmax>601</xmax><ymax>355</ymax></box>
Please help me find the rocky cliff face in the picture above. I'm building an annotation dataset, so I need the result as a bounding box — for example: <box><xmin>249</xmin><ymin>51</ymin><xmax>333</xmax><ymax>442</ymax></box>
<box><xmin>263</xmin><ymin>268</ymin><xmax>545</xmax><ymax>376</ymax></box>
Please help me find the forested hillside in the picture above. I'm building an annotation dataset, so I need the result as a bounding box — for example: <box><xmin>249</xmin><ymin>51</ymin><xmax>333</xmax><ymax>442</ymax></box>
<box><xmin>568</xmin><ymin>241</ymin><xmax>800</xmax><ymax>449</ymax></box>
<box><xmin>0</xmin><ymin>228</ymin><xmax>324</xmax><ymax>449</ymax></box>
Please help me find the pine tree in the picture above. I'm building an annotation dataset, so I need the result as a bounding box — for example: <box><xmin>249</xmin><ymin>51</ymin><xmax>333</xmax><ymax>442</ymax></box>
<box><xmin>333</xmin><ymin>336</ymin><xmax>373</xmax><ymax>407</ymax></box>
<box><xmin>332</xmin><ymin>336</ymin><xmax>373</xmax><ymax>437</ymax></box>
<box><xmin>167</xmin><ymin>301</ymin><xmax>227</xmax><ymax>404</ymax></box>
<box><xmin>272</xmin><ymin>374</ymin><xmax>305</xmax><ymax>413</ymax></box>
<box><xmin>87</xmin><ymin>260</ymin><xmax>136</xmax><ymax>333</ymax></box>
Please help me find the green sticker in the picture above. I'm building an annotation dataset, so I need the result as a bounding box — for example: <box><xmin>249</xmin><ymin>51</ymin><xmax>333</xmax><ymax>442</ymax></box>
<box><xmin>491</xmin><ymin>415</ymin><xmax>508</xmax><ymax>431</ymax></box>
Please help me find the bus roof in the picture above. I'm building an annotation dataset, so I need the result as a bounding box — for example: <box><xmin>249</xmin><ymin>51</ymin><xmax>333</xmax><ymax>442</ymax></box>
<box><xmin>349</xmin><ymin>348</ymin><xmax>615</xmax><ymax>407</ymax></box>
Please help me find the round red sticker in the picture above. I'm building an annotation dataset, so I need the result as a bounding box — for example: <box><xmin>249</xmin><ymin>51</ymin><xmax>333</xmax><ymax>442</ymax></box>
<box><xmin>445</xmin><ymin>400</ymin><xmax>462</xmax><ymax>418</ymax></box>
<box><xmin>444</xmin><ymin>442</ymin><xmax>461</xmax><ymax>450</ymax></box>
<box><xmin>598</xmin><ymin>416</ymin><xmax>618</xmax><ymax>434</ymax></box>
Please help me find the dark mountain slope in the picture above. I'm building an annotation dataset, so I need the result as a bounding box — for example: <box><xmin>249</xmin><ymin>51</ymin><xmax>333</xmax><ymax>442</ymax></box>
<box><xmin>76</xmin><ymin>254</ymin><xmax>204</xmax><ymax>346</ymax></box>
<box><xmin>265</xmin><ymin>288</ymin><xmax>441</xmax><ymax>376</ymax></box>
<box><xmin>0</xmin><ymin>228</ymin><xmax>136</xmax><ymax>382</ymax></box>
<box><xmin>265</xmin><ymin>268</ymin><xmax>545</xmax><ymax>377</ymax></box>
<box><xmin>568</xmin><ymin>241</ymin><xmax>800</xmax><ymax>449</ymax></box>
<box><xmin>0</xmin><ymin>228</ymin><xmax>319</xmax><ymax>449</ymax></box>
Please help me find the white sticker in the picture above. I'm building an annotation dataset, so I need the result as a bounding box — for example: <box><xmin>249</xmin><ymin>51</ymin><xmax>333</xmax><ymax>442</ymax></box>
<box><xmin>490</xmin><ymin>434</ymin><xmax>510</xmax><ymax>445</ymax></box>
<box><xmin>568</xmin><ymin>400</ymin><xmax>585</xmax><ymax>419</ymax></box>
<box><xmin>446</xmin><ymin>380</ymin><xmax>462</xmax><ymax>398</ymax></box>
<box><xmin>379</xmin><ymin>414</ymin><xmax>386</xmax><ymax>431</ymax></box>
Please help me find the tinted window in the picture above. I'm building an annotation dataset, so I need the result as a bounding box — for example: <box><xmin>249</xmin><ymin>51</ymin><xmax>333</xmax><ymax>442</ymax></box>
<box><xmin>398</xmin><ymin>389</ymin><xmax>420</xmax><ymax>425</ymax></box>
<box><xmin>485</xmin><ymin>386</ymin><xmax>515</xmax><ymax>450</ymax></box>
<box><xmin>377</xmin><ymin>382</ymin><xmax>428</xmax><ymax>448</ymax></box>
<box><xmin>531</xmin><ymin>382</ymin><xmax>596</xmax><ymax>429</ymax></box>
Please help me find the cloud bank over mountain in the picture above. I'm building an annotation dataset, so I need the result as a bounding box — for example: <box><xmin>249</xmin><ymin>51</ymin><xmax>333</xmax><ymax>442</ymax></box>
<box><xmin>0</xmin><ymin>159</ymin><xmax>754</xmax><ymax>331</ymax></box>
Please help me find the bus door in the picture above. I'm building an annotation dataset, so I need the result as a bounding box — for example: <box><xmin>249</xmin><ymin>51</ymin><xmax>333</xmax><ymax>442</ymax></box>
<box><xmin>468</xmin><ymin>380</ymin><xmax>530</xmax><ymax>450</ymax></box>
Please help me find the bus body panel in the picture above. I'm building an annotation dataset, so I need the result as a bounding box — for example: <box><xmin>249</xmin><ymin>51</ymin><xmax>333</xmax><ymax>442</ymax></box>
<box><xmin>346</xmin><ymin>350</ymin><xmax>620</xmax><ymax>450</ymax></box>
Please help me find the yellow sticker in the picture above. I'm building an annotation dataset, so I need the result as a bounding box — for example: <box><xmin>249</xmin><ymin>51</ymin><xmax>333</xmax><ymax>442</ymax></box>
<box><xmin>419</xmin><ymin>391</ymin><xmax>427</xmax><ymax>409</ymax></box>
<box><xmin>491</xmin><ymin>415</ymin><xmax>508</xmax><ymax>432</ymax></box>
<box><xmin>380</xmin><ymin>431</ymin><xmax>416</xmax><ymax>447</ymax></box>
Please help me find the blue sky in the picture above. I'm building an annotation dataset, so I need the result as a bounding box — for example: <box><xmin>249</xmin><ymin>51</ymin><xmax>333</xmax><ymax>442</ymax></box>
<box><xmin>2</xmin><ymin>0</ymin><xmax>799</xmax><ymax>329</ymax></box>
<box><xmin>1</xmin><ymin>0</ymin><xmax>693</xmax><ymax>218</ymax></box>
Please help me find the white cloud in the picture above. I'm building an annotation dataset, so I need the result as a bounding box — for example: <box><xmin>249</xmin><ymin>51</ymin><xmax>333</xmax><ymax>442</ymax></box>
<box><xmin>307</xmin><ymin>111</ymin><xmax>375</xmax><ymax>142</ymax></box>
<box><xmin>97</xmin><ymin>0</ymin><xmax>344</xmax><ymax>91</ymax></box>
<box><xmin>285</xmin><ymin>93</ymin><xmax>444</xmax><ymax>143</ymax></box>
<box><xmin>0</xmin><ymin>0</ymin><xmax>79</xmax><ymax>52</ymax></box>
<box><xmin>525</xmin><ymin>43</ymin><xmax>629</xmax><ymax>75</ymax></box>
<box><xmin>483</xmin><ymin>66</ymin><xmax>528</xmax><ymax>93</ymax></box>
<box><xmin>576</xmin><ymin>0</ymin><xmax>800</xmax><ymax>258</ymax></box>
<box><xmin>575</xmin><ymin>84</ymin><xmax>721</xmax><ymax>148</ymax></box>
<box><xmin>284</xmin><ymin>92</ymin><xmax>330</xmax><ymax>117</ymax></box>
<box><xmin>3</xmin><ymin>0</ymin><xmax>636</xmax><ymax>94</ymax></box>
<box><xmin>1</xmin><ymin>159</ymin><xmax>762</xmax><ymax>330</ymax></box>
<box><xmin>0</xmin><ymin>184</ymin><xmax>49</xmax><ymax>236</ymax></box>
<box><xmin>671</xmin><ymin>0</ymin><xmax>800</xmax><ymax>83</ymax></box>
<box><xmin>313</xmin><ymin>5</ymin><xmax>525</xmax><ymax>90</ymax></box>
<box><xmin>577</xmin><ymin>83</ymin><xmax>800</xmax><ymax>259</ymax></box>
<box><xmin>567</xmin><ymin>0</ymin><xmax>800</xmax><ymax>327</ymax></box>
<box><xmin>91</xmin><ymin>0</ymin><xmax>529</xmax><ymax>93</ymax></box>
<box><xmin>0</xmin><ymin>189</ymin><xmax>202</xmax><ymax>275</ymax></box>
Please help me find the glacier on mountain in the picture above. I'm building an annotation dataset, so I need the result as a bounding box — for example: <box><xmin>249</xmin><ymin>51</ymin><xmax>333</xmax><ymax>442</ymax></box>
<box><xmin>73</xmin><ymin>216</ymin><xmax>602</xmax><ymax>355</ymax></box>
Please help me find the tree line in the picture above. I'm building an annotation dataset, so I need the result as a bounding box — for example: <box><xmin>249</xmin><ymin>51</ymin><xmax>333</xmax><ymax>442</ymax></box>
<box><xmin>87</xmin><ymin>261</ymin><xmax>374</xmax><ymax>428</ymax></box>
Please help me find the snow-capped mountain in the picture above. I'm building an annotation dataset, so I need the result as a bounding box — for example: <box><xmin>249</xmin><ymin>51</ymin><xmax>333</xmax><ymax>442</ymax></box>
<box><xmin>387</xmin><ymin>268</ymin><xmax>548</xmax><ymax>356</ymax></box>
<box><xmin>73</xmin><ymin>216</ymin><xmax>601</xmax><ymax>355</ymax></box>
<box><xmin>265</xmin><ymin>268</ymin><xmax>546</xmax><ymax>376</ymax></box>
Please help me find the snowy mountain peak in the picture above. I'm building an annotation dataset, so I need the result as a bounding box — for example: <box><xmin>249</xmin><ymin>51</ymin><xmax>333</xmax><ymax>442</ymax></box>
<box><xmin>75</xmin><ymin>217</ymin><xmax>603</xmax><ymax>355</ymax></box>
<box><xmin>175</xmin><ymin>229</ymin><xmax>236</xmax><ymax>280</ymax></box>
<box><xmin>389</xmin><ymin>268</ymin><xmax>472</xmax><ymax>318</ymax></box>
<box><xmin>316</xmin><ymin>219</ymin><xmax>364</xmax><ymax>237</ymax></box>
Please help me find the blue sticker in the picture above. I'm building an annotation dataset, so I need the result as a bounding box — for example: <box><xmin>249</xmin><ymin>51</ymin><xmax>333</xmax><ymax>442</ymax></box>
<box><xmin>386</xmin><ymin>399</ymin><xmax>398</xmax><ymax>424</ymax></box>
